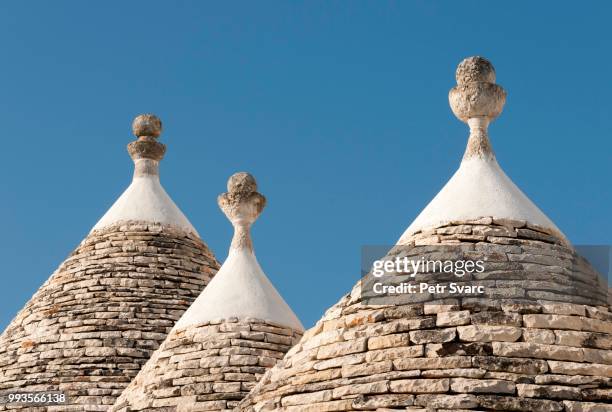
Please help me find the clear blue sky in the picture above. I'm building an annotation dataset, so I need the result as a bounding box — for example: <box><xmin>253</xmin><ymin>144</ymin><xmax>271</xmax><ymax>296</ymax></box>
<box><xmin>1</xmin><ymin>2</ymin><xmax>610</xmax><ymax>330</ymax></box>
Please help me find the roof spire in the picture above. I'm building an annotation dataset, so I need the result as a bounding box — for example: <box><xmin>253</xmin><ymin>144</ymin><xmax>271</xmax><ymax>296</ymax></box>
<box><xmin>173</xmin><ymin>171</ymin><xmax>302</xmax><ymax>330</ymax></box>
<box><xmin>218</xmin><ymin>172</ymin><xmax>266</xmax><ymax>251</ymax></box>
<box><xmin>398</xmin><ymin>56</ymin><xmax>567</xmax><ymax>244</ymax></box>
<box><xmin>449</xmin><ymin>56</ymin><xmax>507</xmax><ymax>160</ymax></box>
<box><xmin>91</xmin><ymin>114</ymin><xmax>197</xmax><ymax>234</ymax></box>
<box><xmin>128</xmin><ymin>114</ymin><xmax>166</xmax><ymax>177</ymax></box>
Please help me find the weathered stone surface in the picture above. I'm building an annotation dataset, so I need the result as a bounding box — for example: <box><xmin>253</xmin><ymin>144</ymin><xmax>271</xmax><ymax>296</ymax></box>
<box><xmin>523</xmin><ymin>328</ymin><xmax>556</xmax><ymax>344</ymax></box>
<box><xmin>0</xmin><ymin>222</ymin><xmax>219</xmax><ymax>411</ymax></box>
<box><xmin>410</xmin><ymin>328</ymin><xmax>456</xmax><ymax>344</ymax></box>
<box><xmin>555</xmin><ymin>330</ymin><xmax>612</xmax><ymax>349</ymax></box>
<box><xmin>535</xmin><ymin>374</ymin><xmax>611</xmax><ymax>386</ymax></box>
<box><xmin>426</xmin><ymin>341</ymin><xmax>492</xmax><ymax>357</ymax></box>
<box><xmin>234</xmin><ymin>218</ymin><xmax>612</xmax><ymax>412</ymax></box>
<box><xmin>365</xmin><ymin>345</ymin><xmax>423</xmax><ymax>362</ymax></box>
<box><xmin>285</xmin><ymin>399</ymin><xmax>353</xmax><ymax>412</ymax></box>
<box><xmin>516</xmin><ymin>383</ymin><xmax>581</xmax><ymax>400</ymax></box>
<box><xmin>584</xmin><ymin>348</ymin><xmax>612</xmax><ymax>365</ymax></box>
<box><xmin>415</xmin><ymin>393</ymin><xmax>478</xmax><ymax>408</ymax></box>
<box><xmin>317</xmin><ymin>338</ymin><xmax>367</xmax><ymax>359</ymax></box>
<box><xmin>351</xmin><ymin>394</ymin><xmax>414</xmax><ymax>409</ymax></box>
<box><xmin>493</xmin><ymin>342</ymin><xmax>585</xmax><ymax>362</ymax></box>
<box><xmin>450</xmin><ymin>378</ymin><xmax>515</xmax><ymax>394</ymax></box>
<box><xmin>472</xmin><ymin>355</ymin><xmax>548</xmax><ymax>375</ymax></box>
<box><xmin>389</xmin><ymin>379</ymin><xmax>449</xmax><ymax>393</ymax></box>
<box><xmin>523</xmin><ymin>314</ymin><xmax>584</xmax><ymax>330</ymax></box>
<box><xmin>334</xmin><ymin>381</ymin><xmax>389</xmax><ymax>398</ymax></box>
<box><xmin>282</xmin><ymin>390</ymin><xmax>333</xmax><ymax>406</ymax></box>
<box><xmin>547</xmin><ymin>361</ymin><xmax>612</xmax><ymax>377</ymax></box>
<box><xmin>111</xmin><ymin>319</ymin><xmax>301</xmax><ymax>411</ymax></box>
<box><xmin>368</xmin><ymin>333</ymin><xmax>410</xmax><ymax>350</ymax></box>
<box><xmin>341</xmin><ymin>360</ymin><xmax>392</xmax><ymax>378</ymax></box>
<box><xmin>563</xmin><ymin>400</ymin><xmax>612</xmax><ymax>412</ymax></box>
<box><xmin>470</xmin><ymin>311</ymin><xmax>522</xmax><ymax>326</ymax></box>
<box><xmin>394</xmin><ymin>356</ymin><xmax>472</xmax><ymax>371</ymax></box>
<box><xmin>457</xmin><ymin>325</ymin><xmax>522</xmax><ymax>342</ymax></box>
<box><xmin>436</xmin><ymin>311</ymin><xmax>471</xmax><ymax>327</ymax></box>
<box><xmin>478</xmin><ymin>395</ymin><xmax>564</xmax><ymax>411</ymax></box>
<box><xmin>421</xmin><ymin>368</ymin><xmax>486</xmax><ymax>379</ymax></box>
<box><xmin>540</xmin><ymin>302</ymin><xmax>586</xmax><ymax>317</ymax></box>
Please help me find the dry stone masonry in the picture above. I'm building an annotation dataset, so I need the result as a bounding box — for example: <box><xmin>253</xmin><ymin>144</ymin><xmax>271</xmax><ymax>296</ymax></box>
<box><xmin>112</xmin><ymin>173</ymin><xmax>303</xmax><ymax>411</ymax></box>
<box><xmin>236</xmin><ymin>58</ymin><xmax>612</xmax><ymax>411</ymax></box>
<box><xmin>238</xmin><ymin>226</ymin><xmax>612</xmax><ymax>411</ymax></box>
<box><xmin>0</xmin><ymin>115</ymin><xmax>219</xmax><ymax>411</ymax></box>
<box><xmin>111</xmin><ymin>319</ymin><xmax>301</xmax><ymax>411</ymax></box>
<box><xmin>365</xmin><ymin>217</ymin><xmax>607</xmax><ymax>308</ymax></box>
<box><xmin>238</xmin><ymin>297</ymin><xmax>612</xmax><ymax>411</ymax></box>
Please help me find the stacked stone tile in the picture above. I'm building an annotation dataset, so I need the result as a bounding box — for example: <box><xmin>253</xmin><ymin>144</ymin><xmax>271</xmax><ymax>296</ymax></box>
<box><xmin>386</xmin><ymin>217</ymin><xmax>607</xmax><ymax>307</ymax></box>
<box><xmin>110</xmin><ymin>318</ymin><xmax>301</xmax><ymax>411</ymax></box>
<box><xmin>239</xmin><ymin>227</ymin><xmax>612</xmax><ymax>412</ymax></box>
<box><xmin>0</xmin><ymin>115</ymin><xmax>219</xmax><ymax>411</ymax></box>
<box><xmin>237</xmin><ymin>58</ymin><xmax>612</xmax><ymax>411</ymax></box>
<box><xmin>112</xmin><ymin>172</ymin><xmax>303</xmax><ymax>411</ymax></box>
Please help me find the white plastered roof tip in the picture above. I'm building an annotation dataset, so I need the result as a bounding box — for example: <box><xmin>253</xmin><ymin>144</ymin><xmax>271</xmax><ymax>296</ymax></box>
<box><xmin>174</xmin><ymin>171</ymin><xmax>304</xmax><ymax>332</ymax></box>
<box><xmin>91</xmin><ymin>174</ymin><xmax>198</xmax><ymax>235</ymax></box>
<box><xmin>175</xmin><ymin>247</ymin><xmax>304</xmax><ymax>331</ymax></box>
<box><xmin>91</xmin><ymin>114</ymin><xmax>199</xmax><ymax>236</ymax></box>
<box><xmin>398</xmin><ymin>56</ymin><xmax>568</xmax><ymax>245</ymax></box>
<box><xmin>397</xmin><ymin>155</ymin><xmax>567</xmax><ymax>244</ymax></box>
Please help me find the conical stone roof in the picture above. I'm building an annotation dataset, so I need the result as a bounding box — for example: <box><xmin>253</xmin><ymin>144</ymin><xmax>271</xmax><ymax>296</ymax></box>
<box><xmin>111</xmin><ymin>172</ymin><xmax>303</xmax><ymax>412</ymax></box>
<box><xmin>236</xmin><ymin>58</ymin><xmax>612</xmax><ymax>412</ymax></box>
<box><xmin>0</xmin><ymin>115</ymin><xmax>219</xmax><ymax>411</ymax></box>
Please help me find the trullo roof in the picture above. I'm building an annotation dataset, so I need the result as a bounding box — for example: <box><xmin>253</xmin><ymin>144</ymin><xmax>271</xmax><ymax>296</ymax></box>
<box><xmin>0</xmin><ymin>114</ymin><xmax>219</xmax><ymax>411</ymax></box>
<box><xmin>111</xmin><ymin>172</ymin><xmax>303</xmax><ymax>412</ymax></box>
<box><xmin>236</xmin><ymin>57</ymin><xmax>612</xmax><ymax>412</ymax></box>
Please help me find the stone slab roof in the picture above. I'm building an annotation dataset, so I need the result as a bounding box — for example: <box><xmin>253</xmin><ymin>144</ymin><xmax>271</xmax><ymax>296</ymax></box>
<box><xmin>236</xmin><ymin>57</ymin><xmax>612</xmax><ymax>412</ymax></box>
<box><xmin>111</xmin><ymin>318</ymin><xmax>302</xmax><ymax>411</ymax></box>
<box><xmin>0</xmin><ymin>115</ymin><xmax>219</xmax><ymax>410</ymax></box>
<box><xmin>0</xmin><ymin>222</ymin><xmax>218</xmax><ymax>411</ymax></box>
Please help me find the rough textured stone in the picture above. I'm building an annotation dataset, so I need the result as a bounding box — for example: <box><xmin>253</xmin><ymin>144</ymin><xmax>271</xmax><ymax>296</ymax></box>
<box><xmin>450</xmin><ymin>378</ymin><xmax>515</xmax><ymax>394</ymax></box>
<box><xmin>436</xmin><ymin>311</ymin><xmax>471</xmax><ymax>327</ymax></box>
<box><xmin>415</xmin><ymin>394</ymin><xmax>478</xmax><ymax>409</ymax></box>
<box><xmin>231</xmin><ymin>58</ymin><xmax>612</xmax><ymax>411</ymax></box>
<box><xmin>234</xmin><ymin>218</ymin><xmax>612</xmax><ymax>411</ymax></box>
<box><xmin>111</xmin><ymin>319</ymin><xmax>301</xmax><ymax>411</ymax></box>
<box><xmin>410</xmin><ymin>328</ymin><xmax>456</xmax><ymax>344</ymax></box>
<box><xmin>0</xmin><ymin>222</ymin><xmax>218</xmax><ymax>411</ymax></box>
<box><xmin>457</xmin><ymin>325</ymin><xmax>522</xmax><ymax>342</ymax></box>
<box><xmin>523</xmin><ymin>328</ymin><xmax>556</xmax><ymax>344</ymax></box>
<box><xmin>390</xmin><ymin>379</ymin><xmax>449</xmax><ymax>394</ymax></box>
<box><xmin>517</xmin><ymin>383</ymin><xmax>581</xmax><ymax>400</ymax></box>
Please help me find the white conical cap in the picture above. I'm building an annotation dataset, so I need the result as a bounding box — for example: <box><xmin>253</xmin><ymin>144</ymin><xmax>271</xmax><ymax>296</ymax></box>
<box><xmin>92</xmin><ymin>114</ymin><xmax>198</xmax><ymax>235</ymax></box>
<box><xmin>175</xmin><ymin>172</ymin><xmax>303</xmax><ymax>331</ymax></box>
<box><xmin>398</xmin><ymin>57</ymin><xmax>567</xmax><ymax>244</ymax></box>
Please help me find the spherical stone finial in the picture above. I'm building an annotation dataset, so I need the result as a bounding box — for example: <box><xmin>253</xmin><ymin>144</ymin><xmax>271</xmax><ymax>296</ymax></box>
<box><xmin>132</xmin><ymin>114</ymin><xmax>162</xmax><ymax>139</ymax></box>
<box><xmin>219</xmin><ymin>172</ymin><xmax>266</xmax><ymax>251</ymax></box>
<box><xmin>227</xmin><ymin>172</ymin><xmax>258</xmax><ymax>194</ymax></box>
<box><xmin>127</xmin><ymin>114</ymin><xmax>166</xmax><ymax>163</ymax></box>
<box><xmin>449</xmin><ymin>56</ymin><xmax>506</xmax><ymax>123</ymax></box>
<box><xmin>456</xmin><ymin>56</ymin><xmax>496</xmax><ymax>85</ymax></box>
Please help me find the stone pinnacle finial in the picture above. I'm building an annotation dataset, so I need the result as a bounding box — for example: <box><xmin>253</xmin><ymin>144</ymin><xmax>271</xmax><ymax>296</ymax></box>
<box><xmin>218</xmin><ymin>172</ymin><xmax>266</xmax><ymax>251</ymax></box>
<box><xmin>449</xmin><ymin>56</ymin><xmax>507</xmax><ymax>159</ymax></box>
<box><xmin>132</xmin><ymin>114</ymin><xmax>162</xmax><ymax>139</ymax></box>
<box><xmin>127</xmin><ymin>114</ymin><xmax>167</xmax><ymax>176</ymax></box>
